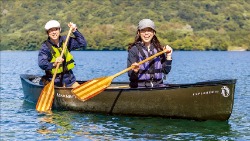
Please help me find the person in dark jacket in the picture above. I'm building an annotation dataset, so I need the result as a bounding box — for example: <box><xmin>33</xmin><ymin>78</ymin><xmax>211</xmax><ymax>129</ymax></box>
<box><xmin>127</xmin><ymin>19</ymin><xmax>173</xmax><ymax>88</ymax></box>
<box><xmin>38</xmin><ymin>20</ymin><xmax>87</xmax><ymax>88</ymax></box>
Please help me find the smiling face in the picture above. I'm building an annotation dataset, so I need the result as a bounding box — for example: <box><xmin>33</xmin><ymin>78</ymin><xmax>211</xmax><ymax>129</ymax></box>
<box><xmin>47</xmin><ymin>27</ymin><xmax>60</xmax><ymax>43</ymax></box>
<box><xmin>138</xmin><ymin>27</ymin><xmax>155</xmax><ymax>46</ymax></box>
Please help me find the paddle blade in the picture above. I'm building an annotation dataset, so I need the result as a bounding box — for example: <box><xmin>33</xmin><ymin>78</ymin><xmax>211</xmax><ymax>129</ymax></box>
<box><xmin>36</xmin><ymin>82</ymin><xmax>55</xmax><ymax>112</ymax></box>
<box><xmin>71</xmin><ymin>76</ymin><xmax>113</xmax><ymax>101</ymax></box>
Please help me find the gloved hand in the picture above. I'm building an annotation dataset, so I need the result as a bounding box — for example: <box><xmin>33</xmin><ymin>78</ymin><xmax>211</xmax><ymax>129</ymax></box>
<box><xmin>131</xmin><ymin>62</ymin><xmax>140</xmax><ymax>73</ymax></box>
<box><xmin>53</xmin><ymin>57</ymin><xmax>64</xmax><ymax>67</ymax></box>
<box><xmin>164</xmin><ymin>45</ymin><xmax>173</xmax><ymax>60</ymax></box>
<box><xmin>68</xmin><ymin>22</ymin><xmax>77</xmax><ymax>32</ymax></box>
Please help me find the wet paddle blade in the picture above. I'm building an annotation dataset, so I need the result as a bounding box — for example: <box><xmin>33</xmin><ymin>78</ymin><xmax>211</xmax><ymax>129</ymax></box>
<box><xmin>36</xmin><ymin>82</ymin><xmax>55</xmax><ymax>112</ymax></box>
<box><xmin>72</xmin><ymin>76</ymin><xmax>113</xmax><ymax>101</ymax></box>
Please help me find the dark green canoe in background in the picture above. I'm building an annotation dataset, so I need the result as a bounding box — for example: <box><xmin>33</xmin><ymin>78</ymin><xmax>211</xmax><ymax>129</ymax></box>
<box><xmin>20</xmin><ymin>74</ymin><xmax>236</xmax><ymax>121</ymax></box>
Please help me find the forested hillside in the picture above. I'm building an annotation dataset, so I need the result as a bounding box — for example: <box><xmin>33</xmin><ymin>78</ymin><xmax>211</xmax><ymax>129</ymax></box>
<box><xmin>1</xmin><ymin>0</ymin><xmax>250</xmax><ymax>51</ymax></box>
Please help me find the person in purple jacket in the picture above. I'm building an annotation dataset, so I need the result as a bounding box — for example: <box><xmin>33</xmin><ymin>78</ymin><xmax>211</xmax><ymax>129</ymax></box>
<box><xmin>38</xmin><ymin>20</ymin><xmax>87</xmax><ymax>88</ymax></box>
<box><xmin>127</xmin><ymin>19</ymin><xmax>173</xmax><ymax>88</ymax></box>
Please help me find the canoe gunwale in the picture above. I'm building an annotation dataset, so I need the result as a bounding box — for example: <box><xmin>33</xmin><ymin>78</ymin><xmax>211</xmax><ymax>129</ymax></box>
<box><xmin>20</xmin><ymin>74</ymin><xmax>237</xmax><ymax>91</ymax></box>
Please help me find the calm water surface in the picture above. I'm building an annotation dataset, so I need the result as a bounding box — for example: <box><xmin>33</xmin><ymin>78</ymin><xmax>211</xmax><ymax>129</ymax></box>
<box><xmin>0</xmin><ymin>51</ymin><xmax>249</xmax><ymax>140</ymax></box>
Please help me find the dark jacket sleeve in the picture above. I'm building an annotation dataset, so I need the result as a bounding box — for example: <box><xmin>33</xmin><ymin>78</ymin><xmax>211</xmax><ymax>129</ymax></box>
<box><xmin>67</xmin><ymin>30</ymin><xmax>87</xmax><ymax>51</ymax></box>
<box><xmin>127</xmin><ymin>46</ymin><xmax>139</xmax><ymax>81</ymax></box>
<box><xmin>161</xmin><ymin>55</ymin><xmax>172</xmax><ymax>75</ymax></box>
<box><xmin>38</xmin><ymin>44</ymin><xmax>54</xmax><ymax>71</ymax></box>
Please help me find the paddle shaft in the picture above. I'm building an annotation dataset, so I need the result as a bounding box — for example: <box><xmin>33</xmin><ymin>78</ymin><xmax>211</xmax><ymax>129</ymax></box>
<box><xmin>51</xmin><ymin>27</ymin><xmax>73</xmax><ymax>81</ymax></box>
<box><xmin>36</xmin><ymin>27</ymin><xmax>73</xmax><ymax>112</ymax></box>
<box><xmin>113</xmin><ymin>49</ymin><xmax>167</xmax><ymax>78</ymax></box>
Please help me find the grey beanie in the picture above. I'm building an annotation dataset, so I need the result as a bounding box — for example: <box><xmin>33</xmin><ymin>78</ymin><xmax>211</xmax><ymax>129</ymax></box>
<box><xmin>138</xmin><ymin>19</ymin><xmax>155</xmax><ymax>30</ymax></box>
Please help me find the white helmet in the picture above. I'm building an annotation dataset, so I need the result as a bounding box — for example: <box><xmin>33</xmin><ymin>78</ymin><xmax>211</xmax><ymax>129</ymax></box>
<box><xmin>44</xmin><ymin>20</ymin><xmax>60</xmax><ymax>31</ymax></box>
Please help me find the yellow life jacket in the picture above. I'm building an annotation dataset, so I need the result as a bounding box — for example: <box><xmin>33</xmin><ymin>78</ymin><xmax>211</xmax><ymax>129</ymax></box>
<box><xmin>49</xmin><ymin>43</ymin><xmax>75</xmax><ymax>74</ymax></box>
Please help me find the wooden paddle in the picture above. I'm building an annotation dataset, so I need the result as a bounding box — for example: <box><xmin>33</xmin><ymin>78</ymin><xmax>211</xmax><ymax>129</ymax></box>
<box><xmin>36</xmin><ymin>27</ymin><xmax>73</xmax><ymax>112</ymax></box>
<box><xmin>71</xmin><ymin>49</ymin><xmax>168</xmax><ymax>101</ymax></box>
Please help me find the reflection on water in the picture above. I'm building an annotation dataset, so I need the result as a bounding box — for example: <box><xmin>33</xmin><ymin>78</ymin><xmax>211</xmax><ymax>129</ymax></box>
<box><xmin>77</xmin><ymin>114</ymin><xmax>233</xmax><ymax>140</ymax></box>
<box><xmin>37</xmin><ymin>113</ymin><xmax>75</xmax><ymax>140</ymax></box>
<box><xmin>25</xmin><ymin>105</ymin><xmax>234</xmax><ymax>140</ymax></box>
<box><xmin>22</xmin><ymin>100</ymin><xmax>233</xmax><ymax>140</ymax></box>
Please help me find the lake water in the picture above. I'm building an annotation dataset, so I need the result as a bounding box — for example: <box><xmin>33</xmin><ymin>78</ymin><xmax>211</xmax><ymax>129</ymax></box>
<box><xmin>0</xmin><ymin>51</ymin><xmax>249</xmax><ymax>140</ymax></box>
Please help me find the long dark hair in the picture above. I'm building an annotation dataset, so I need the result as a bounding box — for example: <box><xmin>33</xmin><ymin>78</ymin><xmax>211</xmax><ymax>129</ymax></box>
<box><xmin>128</xmin><ymin>30</ymin><xmax>163</xmax><ymax>52</ymax></box>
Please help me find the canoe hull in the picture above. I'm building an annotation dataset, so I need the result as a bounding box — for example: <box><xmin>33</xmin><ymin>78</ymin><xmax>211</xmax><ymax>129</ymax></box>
<box><xmin>20</xmin><ymin>74</ymin><xmax>236</xmax><ymax>121</ymax></box>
